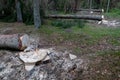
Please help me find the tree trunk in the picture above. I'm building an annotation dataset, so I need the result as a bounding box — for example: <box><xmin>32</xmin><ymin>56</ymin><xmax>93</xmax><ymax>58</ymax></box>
<box><xmin>33</xmin><ymin>0</ymin><xmax>41</xmax><ymax>28</ymax></box>
<box><xmin>45</xmin><ymin>15</ymin><xmax>104</xmax><ymax>21</ymax></box>
<box><xmin>15</xmin><ymin>0</ymin><xmax>23</xmax><ymax>22</ymax></box>
<box><xmin>76</xmin><ymin>9</ymin><xmax>104</xmax><ymax>13</ymax></box>
<box><xmin>89</xmin><ymin>0</ymin><xmax>92</xmax><ymax>11</ymax></box>
<box><xmin>73</xmin><ymin>0</ymin><xmax>78</xmax><ymax>13</ymax></box>
<box><xmin>106</xmin><ymin>0</ymin><xmax>110</xmax><ymax>12</ymax></box>
<box><xmin>96</xmin><ymin>0</ymin><xmax>100</xmax><ymax>8</ymax></box>
<box><xmin>0</xmin><ymin>34</ymin><xmax>30</xmax><ymax>50</ymax></box>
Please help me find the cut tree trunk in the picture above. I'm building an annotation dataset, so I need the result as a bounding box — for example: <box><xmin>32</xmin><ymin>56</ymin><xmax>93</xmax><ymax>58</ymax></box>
<box><xmin>0</xmin><ymin>34</ymin><xmax>30</xmax><ymax>50</ymax></box>
<box><xmin>76</xmin><ymin>9</ymin><xmax>104</xmax><ymax>13</ymax></box>
<box><xmin>49</xmin><ymin>8</ymin><xmax>104</xmax><ymax>13</ymax></box>
<box><xmin>44</xmin><ymin>15</ymin><xmax>104</xmax><ymax>21</ymax></box>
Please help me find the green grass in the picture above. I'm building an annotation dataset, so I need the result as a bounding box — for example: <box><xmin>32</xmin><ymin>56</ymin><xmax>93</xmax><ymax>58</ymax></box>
<box><xmin>51</xmin><ymin>19</ymin><xmax>85</xmax><ymax>29</ymax></box>
<box><xmin>105</xmin><ymin>8</ymin><xmax>120</xmax><ymax>18</ymax></box>
<box><xmin>72</xmin><ymin>25</ymin><xmax>120</xmax><ymax>39</ymax></box>
<box><xmin>1</xmin><ymin>22</ymin><xmax>119</xmax><ymax>55</ymax></box>
<box><xmin>38</xmin><ymin>23</ymin><xmax>120</xmax><ymax>47</ymax></box>
<box><xmin>96</xmin><ymin>50</ymin><xmax>120</xmax><ymax>56</ymax></box>
<box><xmin>9</xmin><ymin>22</ymin><xmax>119</xmax><ymax>56</ymax></box>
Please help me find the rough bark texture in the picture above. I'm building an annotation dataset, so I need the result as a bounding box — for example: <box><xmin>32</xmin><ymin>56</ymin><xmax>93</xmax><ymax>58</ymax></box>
<box><xmin>106</xmin><ymin>0</ymin><xmax>110</xmax><ymax>12</ymax></box>
<box><xmin>45</xmin><ymin>15</ymin><xmax>104</xmax><ymax>21</ymax></box>
<box><xmin>33</xmin><ymin>0</ymin><xmax>41</xmax><ymax>28</ymax></box>
<box><xmin>76</xmin><ymin>9</ymin><xmax>104</xmax><ymax>13</ymax></box>
<box><xmin>0</xmin><ymin>34</ymin><xmax>30</xmax><ymax>50</ymax></box>
<box><xmin>15</xmin><ymin>0</ymin><xmax>23</xmax><ymax>22</ymax></box>
<box><xmin>73</xmin><ymin>0</ymin><xmax>78</xmax><ymax>13</ymax></box>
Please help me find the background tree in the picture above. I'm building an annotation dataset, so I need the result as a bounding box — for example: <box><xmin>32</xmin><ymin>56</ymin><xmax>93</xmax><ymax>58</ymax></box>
<box><xmin>0</xmin><ymin>0</ymin><xmax>120</xmax><ymax>25</ymax></box>
<box><xmin>106</xmin><ymin>0</ymin><xmax>110</xmax><ymax>12</ymax></box>
<box><xmin>33</xmin><ymin>0</ymin><xmax>41</xmax><ymax>28</ymax></box>
<box><xmin>15</xmin><ymin>0</ymin><xmax>23</xmax><ymax>22</ymax></box>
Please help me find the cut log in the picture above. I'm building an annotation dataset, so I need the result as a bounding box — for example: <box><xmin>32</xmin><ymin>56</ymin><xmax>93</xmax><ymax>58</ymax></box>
<box><xmin>44</xmin><ymin>15</ymin><xmax>104</xmax><ymax>21</ymax></box>
<box><xmin>49</xmin><ymin>8</ymin><xmax>104</xmax><ymax>13</ymax></box>
<box><xmin>0</xmin><ymin>34</ymin><xmax>30</xmax><ymax>50</ymax></box>
<box><xmin>76</xmin><ymin>9</ymin><xmax>104</xmax><ymax>13</ymax></box>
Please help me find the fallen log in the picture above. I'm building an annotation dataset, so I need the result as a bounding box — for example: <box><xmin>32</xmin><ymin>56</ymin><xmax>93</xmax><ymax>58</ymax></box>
<box><xmin>0</xmin><ymin>34</ymin><xmax>30</xmax><ymax>50</ymax></box>
<box><xmin>49</xmin><ymin>8</ymin><xmax>104</xmax><ymax>13</ymax></box>
<box><xmin>76</xmin><ymin>9</ymin><xmax>104</xmax><ymax>13</ymax></box>
<box><xmin>44</xmin><ymin>15</ymin><xmax>104</xmax><ymax>21</ymax></box>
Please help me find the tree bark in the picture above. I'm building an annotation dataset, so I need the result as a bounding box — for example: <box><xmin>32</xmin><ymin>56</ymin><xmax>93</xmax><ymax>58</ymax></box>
<box><xmin>106</xmin><ymin>0</ymin><xmax>110</xmax><ymax>12</ymax></box>
<box><xmin>33</xmin><ymin>0</ymin><xmax>41</xmax><ymax>28</ymax></box>
<box><xmin>44</xmin><ymin>15</ymin><xmax>104</xmax><ymax>21</ymax></box>
<box><xmin>89</xmin><ymin>0</ymin><xmax>92</xmax><ymax>11</ymax></box>
<box><xmin>0</xmin><ymin>34</ymin><xmax>30</xmax><ymax>50</ymax></box>
<box><xmin>76</xmin><ymin>9</ymin><xmax>104</xmax><ymax>13</ymax></box>
<box><xmin>15</xmin><ymin>0</ymin><xmax>23</xmax><ymax>22</ymax></box>
<box><xmin>96</xmin><ymin>0</ymin><xmax>100</xmax><ymax>8</ymax></box>
<box><xmin>49</xmin><ymin>8</ymin><xmax>104</xmax><ymax>13</ymax></box>
<box><xmin>73</xmin><ymin>0</ymin><xmax>78</xmax><ymax>13</ymax></box>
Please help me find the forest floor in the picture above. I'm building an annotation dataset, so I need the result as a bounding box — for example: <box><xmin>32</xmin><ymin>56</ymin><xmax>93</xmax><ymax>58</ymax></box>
<box><xmin>0</xmin><ymin>20</ymin><xmax>120</xmax><ymax>80</ymax></box>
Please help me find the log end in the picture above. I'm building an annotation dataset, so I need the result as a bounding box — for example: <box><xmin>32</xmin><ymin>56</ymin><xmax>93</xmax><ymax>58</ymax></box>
<box><xmin>102</xmin><ymin>15</ymin><xmax>104</xmax><ymax>20</ymax></box>
<box><xmin>102</xmin><ymin>9</ymin><xmax>104</xmax><ymax>13</ymax></box>
<box><xmin>20</xmin><ymin>34</ymin><xmax>30</xmax><ymax>50</ymax></box>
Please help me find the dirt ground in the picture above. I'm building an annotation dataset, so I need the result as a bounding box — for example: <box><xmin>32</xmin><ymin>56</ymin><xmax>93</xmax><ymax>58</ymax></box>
<box><xmin>0</xmin><ymin>22</ymin><xmax>120</xmax><ymax>80</ymax></box>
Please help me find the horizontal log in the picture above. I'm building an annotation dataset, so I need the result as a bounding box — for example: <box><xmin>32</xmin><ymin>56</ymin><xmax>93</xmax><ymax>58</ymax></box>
<box><xmin>76</xmin><ymin>9</ymin><xmax>104</xmax><ymax>12</ymax></box>
<box><xmin>0</xmin><ymin>34</ymin><xmax>30</xmax><ymax>50</ymax></box>
<box><xmin>44</xmin><ymin>15</ymin><xmax>104</xmax><ymax>21</ymax></box>
<box><xmin>48</xmin><ymin>8</ymin><xmax>104</xmax><ymax>13</ymax></box>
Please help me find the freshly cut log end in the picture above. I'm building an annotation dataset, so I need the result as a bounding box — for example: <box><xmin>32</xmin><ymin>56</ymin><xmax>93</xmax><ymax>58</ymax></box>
<box><xmin>0</xmin><ymin>34</ymin><xmax>30</xmax><ymax>50</ymax></box>
<box><xmin>20</xmin><ymin>34</ymin><xmax>30</xmax><ymax>50</ymax></box>
<box><xmin>102</xmin><ymin>15</ymin><xmax>104</xmax><ymax>20</ymax></box>
<box><xmin>102</xmin><ymin>9</ymin><xmax>104</xmax><ymax>13</ymax></box>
